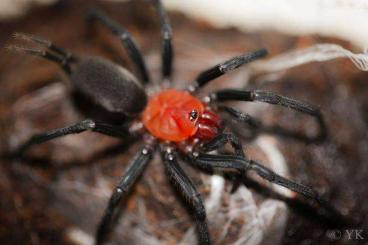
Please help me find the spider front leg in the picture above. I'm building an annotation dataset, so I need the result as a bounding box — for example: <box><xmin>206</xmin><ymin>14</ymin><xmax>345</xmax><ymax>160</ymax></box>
<box><xmin>96</xmin><ymin>145</ymin><xmax>155</xmax><ymax>245</ymax></box>
<box><xmin>13</xmin><ymin>119</ymin><xmax>129</xmax><ymax>156</ymax></box>
<box><xmin>212</xmin><ymin>89</ymin><xmax>327</xmax><ymax>142</ymax></box>
<box><xmin>161</xmin><ymin>149</ymin><xmax>211</xmax><ymax>245</ymax></box>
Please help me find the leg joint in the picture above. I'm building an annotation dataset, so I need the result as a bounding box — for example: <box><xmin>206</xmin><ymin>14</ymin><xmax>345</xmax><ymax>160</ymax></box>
<box><xmin>81</xmin><ymin>119</ymin><xmax>96</xmax><ymax>130</ymax></box>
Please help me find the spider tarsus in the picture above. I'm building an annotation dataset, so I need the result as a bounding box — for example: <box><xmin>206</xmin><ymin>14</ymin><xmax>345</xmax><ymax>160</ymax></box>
<box><xmin>13</xmin><ymin>32</ymin><xmax>32</xmax><ymax>41</ymax></box>
<box><xmin>14</xmin><ymin>32</ymin><xmax>51</xmax><ymax>46</ymax></box>
<box><xmin>6</xmin><ymin>45</ymin><xmax>40</xmax><ymax>55</ymax></box>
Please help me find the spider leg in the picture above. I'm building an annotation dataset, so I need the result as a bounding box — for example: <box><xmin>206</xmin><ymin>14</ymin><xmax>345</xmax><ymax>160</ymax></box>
<box><xmin>152</xmin><ymin>0</ymin><xmax>173</xmax><ymax>80</ymax></box>
<box><xmin>161</xmin><ymin>149</ymin><xmax>211</xmax><ymax>245</ymax></box>
<box><xmin>87</xmin><ymin>7</ymin><xmax>150</xmax><ymax>83</ymax></box>
<box><xmin>8</xmin><ymin>33</ymin><xmax>77</xmax><ymax>73</ymax></box>
<box><xmin>201</xmin><ymin>133</ymin><xmax>245</xmax><ymax>157</ymax></box>
<box><xmin>220</xmin><ymin>106</ymin><xmax>261</xmax><ymax>129</ymax></box>
<box><xmin>212</xmin><ymin>90</ymin><xmax>327</xmax><ymax>142</ymax></box>
<box><xmin>201</xmin><ymin>132</ymin><xmax>246</xmax><ymax>193</ymax></box>
<box><xmin>96</xmin><ymin>145</ymin><xmax>155</xmax><ymax>245</ymax></box>
<box><xmin>188</xmin><ymin>49</ymin><xmax>267</xmax><ymax>92</ymax></box>
<box><xmin>221</xmin><ymin>106</ymin><xmax>323</xmax><ymax>143</ymax></box>
<box><xmin>13</xmin><ymin>119</ymin><xmax>129</xmax><ymax>156</ymax></box>
<box><xmin>14</xmin><ymin>32</ymin><xmax>75</xmax><ymax>58</ymax></box>
<box><xmin>246</xmin><ymin>159</ymin><xmax>345</xmax><ymax>218</ymax></box>
<box><xmin>190</xmin><ymin>152</ymin><xmax>324</xmax><ymax>206</ymax></box>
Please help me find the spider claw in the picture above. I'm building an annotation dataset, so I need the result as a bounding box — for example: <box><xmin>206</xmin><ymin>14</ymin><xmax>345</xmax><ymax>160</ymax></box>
<box><xmin>6</xmin><ymin>45</ymin><xmax>44</xmax><ymax>56</ymax></box>
<box><xmin>13</xmin><ymin>32</ymin><xmax>51</xmax><ymax>47</ymax></box>
<box><xmin>13</xmin><ymin>32</ymin><xmax>27</xmax><ymax>40</ymax></box>
<box><xmin>5</xmin><ymin>45</ymin><xmax>19</xmax><ymax>52</ymax></box>
<box><xmin>13</xmin><ymin>32</ymin><xmax>35</xmax><ymax>42</ymax></box>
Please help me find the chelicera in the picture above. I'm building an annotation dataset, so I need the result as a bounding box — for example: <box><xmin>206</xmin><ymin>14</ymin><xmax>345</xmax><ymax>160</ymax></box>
<box><xmin>9</xmin><ymin>1</ymin><xmax>335</xmax><ymax>244</ymax></box>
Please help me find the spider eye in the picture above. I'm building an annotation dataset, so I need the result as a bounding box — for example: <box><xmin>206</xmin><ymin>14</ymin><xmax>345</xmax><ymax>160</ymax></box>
<box><xmin>189</xmin><ymin>109</ymin><xmax>198</xmax><ymax>121</ymax></box>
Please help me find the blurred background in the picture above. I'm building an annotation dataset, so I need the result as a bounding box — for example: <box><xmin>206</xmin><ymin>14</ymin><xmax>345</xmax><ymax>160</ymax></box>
<box><xmin>0</xmin><ymin>0</ymin><xmax>367</xmax><ymax>244</ymax></box>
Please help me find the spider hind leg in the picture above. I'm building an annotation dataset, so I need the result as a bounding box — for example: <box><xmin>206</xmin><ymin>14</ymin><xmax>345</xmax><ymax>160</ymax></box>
<box><xmin>10</xmin><ymin>33</ymin><xmax>78</xmax><ymax>73</ymax></box>
<box><xmin>86</xmin><ymin>8</ymin><xmax>150</xmax><ymax>84</ymax></box>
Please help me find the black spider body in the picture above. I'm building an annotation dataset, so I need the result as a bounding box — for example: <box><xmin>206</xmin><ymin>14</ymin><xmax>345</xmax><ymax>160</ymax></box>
<box><xmin>70</xmin><ymin>57</ymin><xmax>147</xmax><ymax>116</ymax></box>
<box><xmin>9</xmin><ymin>1</ymin><xmax>343</xmax><ymax>245</ymax></box>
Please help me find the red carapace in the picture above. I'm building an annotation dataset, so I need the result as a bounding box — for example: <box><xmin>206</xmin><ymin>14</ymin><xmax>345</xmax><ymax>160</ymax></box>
<box><xmin>142</xmin><ymin>89</ymin><xmax>222</xmax><ymax>142</ymax></box>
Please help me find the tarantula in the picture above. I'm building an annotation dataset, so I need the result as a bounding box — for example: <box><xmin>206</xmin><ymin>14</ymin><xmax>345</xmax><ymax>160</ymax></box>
<box><xmin>9</xmin><ymin>1</ymin><xmax>332</xmax><ymax>244</ymax></box>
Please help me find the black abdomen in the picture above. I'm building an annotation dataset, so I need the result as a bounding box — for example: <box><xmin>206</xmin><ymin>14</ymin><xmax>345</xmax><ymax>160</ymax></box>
<box><xmin>71</xmin><ymin>57</ymin><xmax>147</xmax><ymax>116</ymax></box>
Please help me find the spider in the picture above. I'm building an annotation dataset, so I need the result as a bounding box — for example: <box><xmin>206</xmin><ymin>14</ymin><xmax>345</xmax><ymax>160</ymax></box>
<box><xmin>8</xmin><ymin>1</ymin><xmax>332</xmax><ymax>244</ymax></box>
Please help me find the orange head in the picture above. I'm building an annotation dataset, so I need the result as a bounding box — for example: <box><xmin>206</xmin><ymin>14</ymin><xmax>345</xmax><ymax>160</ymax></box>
<box><xmin>142</xmin><ymin>89</ymin><xmax>204</xmax><ymax>142</ymax></box>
